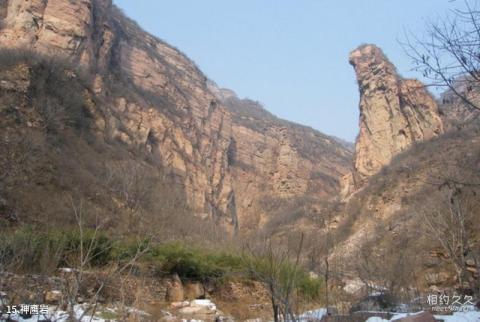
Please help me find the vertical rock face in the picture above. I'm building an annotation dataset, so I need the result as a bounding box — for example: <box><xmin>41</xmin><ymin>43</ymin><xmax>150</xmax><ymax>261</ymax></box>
<box><xmin>0</xmin><ymin>0</ymin><xmax>353</xmax><ymax>231</ymax></box>
<box><xmin>0</xmin><ymin>0</ymin><xmax>236</xmax><ymax>227</ymax></box>
<box><xmin>349</xmin><ymin>44</ymin><xmax>443</xmax><ymax>187</ymax></box>
<box><xmin>209</xmin><ymin>88</ymin><xmax>353</xmax><ymax>229</ymax></box>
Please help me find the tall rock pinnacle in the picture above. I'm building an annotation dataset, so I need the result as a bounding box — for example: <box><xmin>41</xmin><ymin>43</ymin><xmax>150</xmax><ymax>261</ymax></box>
<box><xmin>349</xmin><ymin>44</ymin><xmax>443</xmax><ymax>187</ymax></box>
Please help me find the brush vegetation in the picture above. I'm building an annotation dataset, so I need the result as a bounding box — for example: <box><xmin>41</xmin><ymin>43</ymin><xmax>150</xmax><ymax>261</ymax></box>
<box><xmin>0</xmin><ymin>226</ymin><xmax>322</xmax><ymax>301</ymax></box>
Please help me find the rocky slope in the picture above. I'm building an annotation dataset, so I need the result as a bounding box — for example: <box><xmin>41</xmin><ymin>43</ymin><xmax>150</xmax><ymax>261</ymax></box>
<box><xmin>332</xmin><ymin>119</ymin><xmax>480</xmax><ymax>293</ymax></box>
<box><xmin>0</xmin><ymin>0</ymin><xmax>352</xmax><ymax>232</ymax></box>
<box><xmin>327</xmin><ymin>45</ymin><xmax>480</xmax><ymax>294</ymax></box>
<box><xmin>348</xmin><ymin>44</ymin><xmax>444</xmax><ymax>188</ymax></box>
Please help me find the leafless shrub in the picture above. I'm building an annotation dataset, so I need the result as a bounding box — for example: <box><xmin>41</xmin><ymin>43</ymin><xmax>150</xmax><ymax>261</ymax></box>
<box><xmin>418</xmin><ymin>185</ymin><xmax>480</xmax><ymax>295</ymax></box>
<box><xmin>61</xmin><ymin>195</ymin><xmax>151</xmax><ymax>322</ymax></box>
<box><xmin>246</xmin><ymin>234</ymin><xmax>307</xmax><ymax>322</ymax></box>
<box><xmin>354</xmin><ymin>230</ymin><xmax>421</xmax><ymax>306</ymax></box>
<box><xmin>403</xmin><ymin>0</ymin><xmax>480</xmax><ymax>111</ymax></box>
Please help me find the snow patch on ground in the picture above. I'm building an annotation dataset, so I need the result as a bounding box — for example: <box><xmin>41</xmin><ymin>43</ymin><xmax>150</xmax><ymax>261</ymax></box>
<box><xmin>190</xmin><ymin>299</ymin><xmax>217</xmax><ymax>311</ymax></box>
<box><xmin>433</xmin><ymin>310</ymin><xmax>480</xmax><ymax>321</ymax></box>
<box><xmin>1</xmin><ymin>304</ymin><xmax>105</xmax><ymax>322</ymax></box>
<box><xmin>0</xmin><ymin>303</ymin><xmax>150</xmax><ymax>322</ymax></box>
<box><xmin>364</xmin><ymin>309</ymin><xmax>480</xmax><ymax>322</ymax></box>
<box><xmin>365</xmin><ymin>318</ymin><xmax>390</xmax><ymax>322</ymax></box>
<box><xmin>298</xmin><ymin>308</ymin><xmax>327</xmax><ymax>321</ymax></box>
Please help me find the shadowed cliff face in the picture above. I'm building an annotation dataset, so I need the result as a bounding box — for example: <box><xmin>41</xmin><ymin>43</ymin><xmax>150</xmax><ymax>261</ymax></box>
<box><xmin>0</xmin><ymin>0</ymin><xmax>352</xmax><ymax>231</ymax></box>
<box><xmin>348</xmin><ymin>44</ymin><xmax>443</xmax><ymax>188</ymax></box>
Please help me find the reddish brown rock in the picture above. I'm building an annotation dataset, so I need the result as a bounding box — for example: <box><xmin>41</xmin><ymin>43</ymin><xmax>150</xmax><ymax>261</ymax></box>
<box><xmin>166</xmin><ymin>274</ymin><xmax>184</xmax><ymax>302</ymax></box>
<box><xmin>184</xmin><ymin>282</ymin><xmax>205</xmax><ymax>300</ymax></box>
<box><xmin>0</xmin><ymin>0</ymin><xmax>353</xmax><ymax>232</ymax></box>
<box><xmin>44</xmin><ymin>290</ymin><xmax>62</xmax><ymax>304</ymax></box>
<box><xmin>0</xmin><ymin>0</ymin><xmax>237</xmax><ymax>227</ymax></box>
<box><xmin>209</xmin><ymin>90</ymin><xmax>353</xmax><ymax>229</ymax></box>
<box><xmin>349</xmin><ymin>44</ymin><xmax>443</xmax><ymax>188</ymax></box>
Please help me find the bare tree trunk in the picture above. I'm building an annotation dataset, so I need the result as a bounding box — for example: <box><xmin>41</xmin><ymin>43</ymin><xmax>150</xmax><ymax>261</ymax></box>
<box><xmin>324</xmin><ymin>257</ymin><xmax>329</xmax><ymax>308</ymax></box>
<box><xmin>246</xmin><ymin>233</ymin><xmax>305</xmax><ymax>322</ymax></box>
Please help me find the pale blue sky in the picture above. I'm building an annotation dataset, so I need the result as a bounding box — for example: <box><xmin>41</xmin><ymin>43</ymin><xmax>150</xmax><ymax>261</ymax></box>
<box><xmin>114</xmin><ymin>1</ymin><xmax>460</xmax><ymax>142</ymax></box>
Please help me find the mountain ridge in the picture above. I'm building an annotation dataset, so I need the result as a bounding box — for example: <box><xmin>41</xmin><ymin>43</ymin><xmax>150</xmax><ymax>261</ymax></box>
<box><xmin>0</xmin><ymin>0</ymin><xmax>352</xmax><ymax>233</ymax></box>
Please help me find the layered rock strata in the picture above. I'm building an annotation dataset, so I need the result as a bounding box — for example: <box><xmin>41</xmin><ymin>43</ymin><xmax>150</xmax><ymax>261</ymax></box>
<box><xmin>0</xmin><ymin>0</ymin><xmax>352</xmax><ymax>230</ymax></box>
<box><xmin>349</xmin><ymin>44</ymin><xmax>443</xmax><ymax>187</ymax></box>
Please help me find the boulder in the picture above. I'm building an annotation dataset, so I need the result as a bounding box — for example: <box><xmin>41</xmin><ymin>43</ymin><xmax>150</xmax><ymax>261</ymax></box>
<box><xmin>165</xmin><ymin>274</ymin><xmax>184</xmax><ymax>302</ymax></box>
<box><xmin>44</xmin><ymin>290</ymin><xmax>62</xmax><ymax>304</ymax></box>
<box><xmin>184</xmin><ymin>281</ymin><xmax>205</xmax><ymax>299</ymax></box>
<box><xmin>178</xmin><ymin>305</ymin><xmax>214</xmax><ymax>316</ymax></box>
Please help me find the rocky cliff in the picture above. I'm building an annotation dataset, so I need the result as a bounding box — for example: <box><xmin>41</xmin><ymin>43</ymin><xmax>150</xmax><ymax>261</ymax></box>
<box><xmin>0</xmin><ymin>0</ymin><xmax>352</xmax><ymax>232</ymax></box>
<box><xmin>326</xmin><ymin>45</ymin><xmax>480</xmax><ymax>294</ymax></box>
<box><xmin>0</xmin><ymin>0</ymin><xmax>236</xmax><ymax>228</ymax></box>
<box><xmin>348</xmin><ymin>44</ymin><xmax>444</xmax><ymax>187</ymax></box>
<box><xmin>208</xmin><ymin>84</ymin><xmax>353</xmax><ymax>229</ymax></box>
